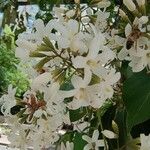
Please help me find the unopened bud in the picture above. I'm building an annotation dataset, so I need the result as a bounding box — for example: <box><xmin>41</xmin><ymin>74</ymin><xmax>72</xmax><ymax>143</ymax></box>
<box><xmin>112</xmin><ymin>120</ymin><xmax>119</xmax><ymax>135</ymax></box>
<box><xmin>123</xmin><ymin>0</ymin><xmax>136</xmax><ymax>12</ymax></box>
<box><xmin>136</xmin><ymin>0</ymin><xmax>145</xmax><ymax>7</ymax></box>
<box><xmin>119</xmin><ymin>9</ymin><xmax>129</xmax><ymax>21</ymax></box>
<box><xmin>74</xmin><ymin>0</ymin><xmax>80</xmax><ymax>4</ymax></box>
<box><xmin>139</xmin><ymin>16</ymin><xmax>148</xmax><ymax>24</ymax></box>
<box><xmin>102</xmin><ymin>130</ymin><xmax>118</xmax><ymax>139</ymax></box>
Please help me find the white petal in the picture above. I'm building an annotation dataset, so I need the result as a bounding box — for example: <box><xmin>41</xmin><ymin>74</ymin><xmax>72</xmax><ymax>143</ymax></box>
<box><xmin>88</xmin><ymin>33</ymin><xmax>105</xmax><ymax>59</ymax></box>
<box><xmin>139</xmin><ymin>16</ymin><xmax>148</xmax><ymax>24</ymax></box>
<box><xmin>129</xmin><ymin>57</ymin><xmax>145</xmax><ymax>72</ymax></box>
<box><xmin>83</xmin><ymin>144</ymin><xmax>93</xmax><ymax>150</ymax></box>
<box><xmin>31</xmin><ymin>72</ymin><xmax>52</xmax><ymax>91</ymax></box>
<box><xmin>95</xmin><ymin>139</ymin><xmax>105</xmax><ymax>147</ymax></box>
<box><xmin>82</xmin><ymin>135</ymin><xmax>92</xmax><ymax>143</ymax></box>
<box><xmin>34</xmin><ymin>19</ymin><xmax>45</xmax><ymax>31</ymax></box>
<box><xmin>125</xmin><ymin>23</ymin><xmax>132</xmax><ymax>37</ymax></box>
<box><xmin>92</xmin><ymin>130</ymin><xmax>99</xmax><ymax>142</ymax></box>
<box><xmin>67</xmin><ymin>99</ymin><xmax>82</xmax><ymax>110</ymax></box>
<box><xmin>83</xmin><ymin>67</ymin><xmax>92</xmax><ymax>86</ymax></box>
<box><xmin>59</xmin><ymin>89</ymin><xmax>77</xmax><ymax>98</ymax></box>
<box><xmin>49</xmin><ymin>33</ymin><xmax>70</xmax><ymax>48</ymax></box>
<box><xmin>61</xmin><ymin>142</ymin><xmax>66</xmax><ymax>150</ymax></box>
<box><xmin>72</xmin><ymin>56</ymin><xmax>87</xmax><ymax>68</ymax></box>
<box><xmin>15</xmin><ymin>47</ymin><xmax>29</xmax><ymax>61</ymax></box>
<box><xmin>118</xmin><ymin>48</ymin><xmax>129</xmax><ymax>60</ymax></box>
<box><xmin>66</xmin><ymin>10</ymin><xmax>75</xmax><ymax>18</ymax></box>
<box><xmin>115</xmin><ymin>35</ymin><xmax>125</xmax><ymax>46</ymax></box>
<box><xmin>102</xmin><ymin>130</ymin><xmax>118</xmax><ymax>139</ymax></box>
<box><xmin>71</xmin><ymin>75</ymin><xmax>84</xmax><ymax>88</ymax></box>
<box><xmin>67</xmin><ymin>19</ymin><xmax>79</xmax><ymax>35</ymax></box>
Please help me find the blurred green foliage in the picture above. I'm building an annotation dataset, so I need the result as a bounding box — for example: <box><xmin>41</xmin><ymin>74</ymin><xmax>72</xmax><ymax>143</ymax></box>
<box><xmin>0</xmin><ymin>25</ymin><xmax>29</xmax><ymax>97</ymax></box>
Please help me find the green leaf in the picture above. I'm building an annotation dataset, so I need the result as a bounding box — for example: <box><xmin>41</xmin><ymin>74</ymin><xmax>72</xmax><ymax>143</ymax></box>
<box><xmin>123</xmin><ymin>70</ymin><xmax>150</xmax><ymax>131</ymax></box>
<box><xmin>37</xmin><ymin>44</ymin><xmax>52</xmax><ymax>51</ymax></box>
<box><xmin>69</xmin><ymin>108</ymin><xmax>87</xmax><ymax>122</ymax></box>
<box><xmin>73</xmin><ymin>132</ymin><xmax>87</xmax><ymax>150</ymax></box>
<box><xmin>43</xmin><ymin>37</ymin><xmax>55</xmax><ymax>49</ymax></box>
<box><xmin>34</xmin><ymin>56</ymin><xmax>52</xmax><ymax>70</ymax></box>
<box><xmin>60</xmin><ymin>81</ymin><xmax>74</xmax><ymax>91</ymax></box>
<box><xmin>29</xmin><ymin>51</ymin><xmax>47</xmax><ymax>57</ymax></box>
<box><xmin>60</xmin><ymin>131</ymin><xmax>74</xmax><ymax>143</ymax></box>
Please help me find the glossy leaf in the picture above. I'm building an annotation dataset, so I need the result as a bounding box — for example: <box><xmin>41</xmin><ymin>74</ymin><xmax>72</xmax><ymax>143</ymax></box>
<box><xmin>123</xmin><ymin>70</ymin><xmax>150</xmax><ymax>131</ymax></box>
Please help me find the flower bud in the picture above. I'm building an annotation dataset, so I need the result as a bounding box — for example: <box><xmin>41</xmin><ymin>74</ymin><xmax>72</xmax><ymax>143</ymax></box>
<box><xmin>119</xmin><ymin>9</ymin><xmax>129</xmax><ymax>21</ymax></box>
<box><xmin>112</xmin><ymin>120</ymin><xmax>119</xmax><ymax>135</ymax></box>
<box><xmin>123</xmin><ymin>0</ymin><xmax>136</xmax><ymax>11</ymax></box>
<box><xmin>136</xmin><ymin>0</ymin><xmax>145</xmax><ymax>7</ymax></box>
<box><xmin>102</xmin><ymin>130</ymin><xmax>118</xmax><ymax>139</ymax></box>
<box><xmin>74</xmin><ymin>0</ymin><xmax>80</xmax><ymax>4</ymax></box>
<box><xmin>139</xmin><ymin>16</ymin><xmax>148</xmax><ymax>24</ymax></box>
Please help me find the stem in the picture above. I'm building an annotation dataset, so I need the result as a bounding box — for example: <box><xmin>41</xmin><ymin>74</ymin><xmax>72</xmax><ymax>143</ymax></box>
<box><xmin>117</xmin><ymin>138</ymin><xmax>120</xmax><ymax>150</ymax></box>
<box><xmin>98</xmin><ymin>115</ymin><xmax>108</xmax><ymax>150</ymax></box>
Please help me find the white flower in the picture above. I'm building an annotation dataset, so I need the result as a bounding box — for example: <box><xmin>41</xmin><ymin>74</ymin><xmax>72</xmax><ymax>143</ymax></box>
<box><xmin>72</xmin><ymin>29</ymin><xmax>114</xmax><ymax>76</ymax></box>
<box><xmin>16</xmin><ymin>19</ymin><xmax>49</xmax><ymax>62</ymax></box>
<box><xmin>64</xmin><ymin>68</ymin><xmax>107</xmax><ymax>109</ymax></box>
<box><xmin>140</xmin><ymin>134</ymin><xmax>150</xmax><ymax>150</ymax></box>
<box><xmin>82</xmin><ymin>130</ymin><xmax>104</xmax><ymax>150</ymax></box>
<box><xmin>0</xmin><ymin>85</ymin><xmax>16</xmax><ymax>116</ymax></box>
<box><xmin>8</xmin><ymin>127</ymin><xmax>29</xmax><ymax>150</ymax></box>
<box><xmin>123</xmin><ymin>0</ymin><xmax>136</xmax><ymax>11</ymax></box>
<box><xmin>33</xmin><ymin>19</ymin><xmax>49</xmax><ymax>39</ymax></box>
<box><xmin>46</xmin><ymin>19</ymin><xmax>79</xmax><ymax>49</ymax></box>
<box><xmin>6</xmin><ymin>116</ymin><xmax>31</xmax><ymax>149</ymax></box>
<box><xmin>118</xmin><ymin>16</ymin><xmax>149</xmax><ymax>72</ymax></box>
<box><xmin>61</xmin><ymin>142</ymin><xmax>74</xmax><ymax>150</ymax></box>
<box><xmin>66</xmin><ymin>68</ymin><xmax>99</xmax><ymax>109</ymax></box>
<box><xmin>29</xmin><ymin>116</ymin><xmax>61</xmax><ymax>149</ymax></box>
<box><xmin>99</xmin><ymin>69</ymin><xmax>120</xmax><ymax>97</ymax></box>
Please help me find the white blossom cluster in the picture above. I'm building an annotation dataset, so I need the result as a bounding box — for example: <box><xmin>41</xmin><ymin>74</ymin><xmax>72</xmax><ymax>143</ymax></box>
<box><xmin>0</xmin><ymin>0</ymin><xmax>149</xmax><ymax>149</ymax></box>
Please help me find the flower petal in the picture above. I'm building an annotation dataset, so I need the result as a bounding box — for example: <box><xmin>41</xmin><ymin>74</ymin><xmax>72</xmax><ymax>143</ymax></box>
<box><xmin>125</xmin><ymin>23</ymin><xmax>132</xmax><ymax>37</ymax></box>
<box><xmin>102</xmin><ymin>130</ymin><xmax>118</xmax><ymax>139</ymax></box>
<box><xmin>82</xmin><ymin>135</ymin><xmax>92</xmax><ymax>143</ymax></box>
<box><xmin>72</xmin><ymin>56</ymin><xmax>87</xmax><ymax>68</ymax></box>
<box><xmin>92</xmin><ymin>130</ymin><xmax>99</xmax><ymax>142</ymax></box>
<box><xmin>67</xmin><ymin>19</ymin><xmax>79</xmax><ymax>35</ymax></box>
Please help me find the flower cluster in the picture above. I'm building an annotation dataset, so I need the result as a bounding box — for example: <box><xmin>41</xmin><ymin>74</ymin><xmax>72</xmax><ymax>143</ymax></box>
<box><xmin>0</xmin><ymin>0</ymin><xmax>149</xmax><ymax>149</ymax></box>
